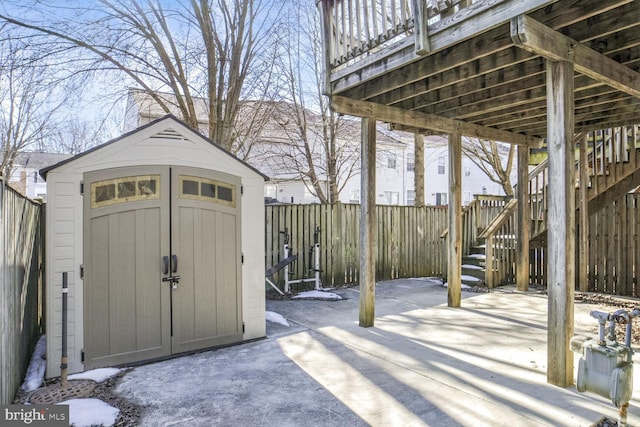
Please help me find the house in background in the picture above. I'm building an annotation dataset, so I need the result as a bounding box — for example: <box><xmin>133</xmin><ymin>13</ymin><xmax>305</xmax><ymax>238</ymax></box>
<box><xmin>125</xmin><ymin>89</ymin><xmax>513</xmax><ymax>206</ymax></box>
<box><xmin>7</xmin><ymin>152</ymin><xmax>72</xmax><ymax>200</ymax></box>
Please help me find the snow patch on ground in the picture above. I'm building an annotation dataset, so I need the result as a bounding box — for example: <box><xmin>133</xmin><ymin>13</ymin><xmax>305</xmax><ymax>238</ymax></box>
<box><xmin>265</xmin><ymin>311</ymin><xmax>290</xmax><ymax>326</ymax></box>
<box><xmin>57</xmin><ymin>398</ymin><xmax>119</xmax><ymax>427</ymax></box>
<box><xmin>22</xmin><ymin>335</ymin><xmax>47</xmax><ymax>392</ymax></box>
<box><xmin>68</xmin><ymin>368</ymin><xmax>122</xmax><ymax>383</ymax></box>
<box><xmin>292</xmin><ymin>290</ymin><xmax>343</xmax><ymax>300</ymax></box>
<box><xmin>461</xmin><ymin>275</ymin><xmax>481</xmax><ymax>282</ymax></box>
<box><xmin>443</xmin><ymin>282</ymin><xmax>473</xmax><ymax>289</ymax></box>
<box><xmin>407</xmin><ymin>277</ymin><xmax>443</xmax><ymax>284</ymax></box>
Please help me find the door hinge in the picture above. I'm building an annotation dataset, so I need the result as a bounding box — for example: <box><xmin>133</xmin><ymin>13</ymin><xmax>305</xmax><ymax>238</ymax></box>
<box><xmin>81</xmin><ymin>349</ymin><xmax>85</xmax><ymax>362</ymax></box>
<box><xmin>241</xmin><ymin>185</ymin><xmax>244</xmax><ymax>195</ymax></box>
<box><xmin>80</xmin><ymin>265</ymin><xmax>84</xmax><ymax>279</ymax></box>
<box><xmin>241</xmin><ymin>253</ymin><xmax>244</xmax><ymax>264</ymax></box>
<box><xmin>80</xmin><ymin>182</ymin><xmax>84</xmax><ymax>195</ymax></box>
<box><xmin>242</xmin><ymin>322</ymin><xmax>245</xmax><ymax>333</ymax></box>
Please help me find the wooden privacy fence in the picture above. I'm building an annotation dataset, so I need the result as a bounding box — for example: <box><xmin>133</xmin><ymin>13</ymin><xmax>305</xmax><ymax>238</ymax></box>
<box><xmin>265</xmin><ymin>203</ymin><xmax>447</xmax><ymax>291</ymax></box>
<box><xmin>0</xmin><ymin>180</ymin><xmax>45</xmax><ymax>404</ymax></box>
<box><xmin>586</xmin><ymin>193</ymin><xmax>640</xmax><ymax>296</ymax></box>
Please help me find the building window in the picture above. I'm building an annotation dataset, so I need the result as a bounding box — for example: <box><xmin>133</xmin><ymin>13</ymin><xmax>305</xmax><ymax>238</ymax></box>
<box><xmin>33</xmin><ymin>171</ymin><xmax>39</xmax><ymax>183</ymax></box>
<box><xmin>464</xmin><ymin>166</ymin><xmax>471</xmax><ymax>176</ymax></box>
<box><xmin>407</xmin><ymin>161</ymin><xmax>415</xmax><ymax>172</ymax></box>
<box><xmin>435</xmin><ymin>192</ymin><xmax>448</xmax><ymax>205</ymax></box>
<box><xmin>384</xmin><ymin>191</ymin><xmax>399</xmax><ymax>205</ymax></box>
<box><xmin>464</xmin><ymin>191</ymin><xmax>472</xmax><ymax>205</ymax></box>
<box><xmin>438</xmin><ymin>157</ymin><xmax>445</xmax><ymax>174</ymax></box>
<box><xmin>349</xmin><ymin>189</ymin><xmax>360</xmax><ymax>203</ymax></box>
<box><xmin>264</xmin><ymin>184</ymin><xmax>277</xmax><ymax>199</ymax></box>
<box><xmin>387</xmin><ymin>155</ymin><xmax>397</xmax><ymax>169</ymax></box>
<box><xmin>407</xmin><ymin>190</ymin><xmax>415</xmax><ymax>206</ymax></box>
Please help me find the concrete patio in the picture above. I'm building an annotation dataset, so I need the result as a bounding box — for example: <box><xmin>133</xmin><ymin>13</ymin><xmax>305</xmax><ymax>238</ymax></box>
<box><xmin>115</xmin><ymin>278</ymin><xmax>640</xmax><ymax>426</ymax></box>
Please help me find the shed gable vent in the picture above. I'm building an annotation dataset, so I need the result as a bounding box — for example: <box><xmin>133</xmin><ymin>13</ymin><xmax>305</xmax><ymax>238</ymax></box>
<box><xmin>148</xmin><ymin>128</ymin><xmax>186</xmax><ymax>141</ymax></box>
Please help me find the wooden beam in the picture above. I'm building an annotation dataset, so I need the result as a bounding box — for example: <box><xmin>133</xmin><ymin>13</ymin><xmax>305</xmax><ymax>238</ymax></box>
<box><xmin>359</xmin><ymin>116</ymin><xmax>377</xmax><ymax>327</ymax></box>
<box><xmin>374</xmin><ymin>1</ymin><xmax>640</xmax><ymax>109</ymax></box>
<box><xmin>414</xmin><ymin>133</ymin><xmax>425</xmax><ymax>207</ymax></box>
<box><xmin>546</xmin><ymin>59</ymin><xmax>575</xmax><ymax>388</ymax></box>
<box><xmin>448</xmin><ymin>132</ymin><xmax>462</xmax><ymax>308</ymax></box>
<box><xmin>511</xmin><ymin>14</ymin><xmax>640</xmax><ymax>99</ymax></box>
<box><xmin>331</xmin><ymin>96</ymin><xmax>543</xmax><ymax>147</ymax></box>
<box><xmin>516</xmin><ymin>145</ymin><xmax>530</xmax><ymax>292</ymax></box>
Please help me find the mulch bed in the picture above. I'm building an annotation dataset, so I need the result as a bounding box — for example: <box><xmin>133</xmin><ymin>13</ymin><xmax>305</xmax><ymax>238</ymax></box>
<box><xmin>14</xmin><ymin>370</ymin><xmax>142</xmax><ymax>427</ymax></box>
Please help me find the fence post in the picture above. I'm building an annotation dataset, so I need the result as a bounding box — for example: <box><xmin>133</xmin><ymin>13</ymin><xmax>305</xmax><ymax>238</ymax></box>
<box><xmin>332</xmin><ymin>203</ymin><xmax>344</xmax><ymax>286</ymax></box>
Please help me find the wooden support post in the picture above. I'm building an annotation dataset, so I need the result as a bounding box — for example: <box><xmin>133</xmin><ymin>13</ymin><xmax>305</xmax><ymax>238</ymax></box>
<box><xmin>578</xmin><ymin>134</ymin><xmax>589</xmax><ymax>292</ymax></box>
<box><xmin>517</xmin><ymin>145</ymin><xmax>530</xmax><ymax>291</ymax></box>
<box><xmin>414</xmin><ymin>133</ymin><xmax>425</xmax><ymax>207</ymax></box>
<box><xmin>317</xmin><ymin>0</ymin><xmax>333</xmax><ymax>95</ymax></box>
<box><xmin>412</xmin><ymin>0</ymin><xmax>430</xmax><ymax>55</ymax></box>
<box><xmin>360</xmin><ymin>116</ymin><xmax>377</xmax><ymax>327</ymax></box>
<box><xmin>546</xmin><ymin>59</ymin><xmax>575</xmax><ymax>387</ymax></box>
<box><xmin>448</xmin><ymin>133</ymin><xmax>462</xmax><ymax>307</ymax></box>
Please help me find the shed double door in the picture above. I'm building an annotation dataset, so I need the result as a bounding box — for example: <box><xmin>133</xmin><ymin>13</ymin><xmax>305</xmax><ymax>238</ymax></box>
<box><xmin>83</xmin><ymin>166</ymin><xmax>242</xmax><ymax>369</ymax></box>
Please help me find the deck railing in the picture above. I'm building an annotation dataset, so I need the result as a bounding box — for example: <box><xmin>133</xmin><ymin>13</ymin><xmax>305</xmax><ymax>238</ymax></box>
<box><xmin>318</xmin><ymin>0</ymin><xmax>473</xmax><ymax>69</ymax></box>
<box><xmin>478</xmin><ymin>198</ymin><xmax>517</xmax><ymax>288</ymax></box>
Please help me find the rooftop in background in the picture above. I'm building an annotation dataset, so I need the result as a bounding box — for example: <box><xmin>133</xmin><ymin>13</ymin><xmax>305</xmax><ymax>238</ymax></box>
<box><xmin>319</xmin><ymin>0</ymin><xmax>640</xmax><ymax>143</ymax></box>
<box><xmin>13</xmin><ymin>152</ymin><xmax>73</xmax><ymax>170</ymax></box>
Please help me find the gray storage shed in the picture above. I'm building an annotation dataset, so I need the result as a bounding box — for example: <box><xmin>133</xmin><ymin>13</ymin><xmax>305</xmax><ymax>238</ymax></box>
<box><xmin>42</xmin><ymin>115</ymin><xmax>267</xmax><ymax>376</ymax></box>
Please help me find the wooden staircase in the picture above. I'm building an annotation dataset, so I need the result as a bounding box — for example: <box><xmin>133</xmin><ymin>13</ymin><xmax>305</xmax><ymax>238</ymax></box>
<box><xmin>451</xmin><ymin>124</ymin><xmax>640</xmax><ymax>288</ymax></box>
<box><xmin>530</xmin><ymin>125</ymin><xmax>640</xmax><ymax>244</ymax></box>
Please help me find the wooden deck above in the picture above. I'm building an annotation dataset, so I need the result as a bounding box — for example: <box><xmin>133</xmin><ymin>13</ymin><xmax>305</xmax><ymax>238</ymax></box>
<box><xmin>319</xmin><ymin>0</ymin><xmax>640</xmax><ymax>145</ymax></box>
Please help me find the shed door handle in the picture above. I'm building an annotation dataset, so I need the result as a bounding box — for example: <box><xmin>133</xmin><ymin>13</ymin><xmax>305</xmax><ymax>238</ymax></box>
<box><xmin>162</xmin><ymin>256</ymin><xmax>169</xmax><ymax>275</ymax></box>
<box><xmin>172</xmin><ymin>255</ymin><xmax>178</xmax><ymax>273</ymax></box>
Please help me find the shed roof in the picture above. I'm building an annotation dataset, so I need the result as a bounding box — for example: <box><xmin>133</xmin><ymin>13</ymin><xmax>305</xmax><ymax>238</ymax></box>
<box><xmin>41</xmin><ymin>114</ymin><xmax>269</xmax><ymax>180</ymax></box>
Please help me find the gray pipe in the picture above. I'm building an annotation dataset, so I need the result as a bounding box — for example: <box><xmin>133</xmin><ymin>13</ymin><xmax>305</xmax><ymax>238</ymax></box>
<box><xmin>61</xmin><ymin>272</ymin><xmax>68</xmax><ymax>387</ymax></box>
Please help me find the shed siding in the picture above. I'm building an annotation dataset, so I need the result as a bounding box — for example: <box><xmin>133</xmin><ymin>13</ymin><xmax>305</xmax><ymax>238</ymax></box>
<box><xmin>46</xmin><ymin>175</ymin><xmax>85</xmax><ymax>376</ymax></box>
<box><xmin>46</xmin><ymin>120</ymin><xmax>265</xmax><ymax>377</ymax></box>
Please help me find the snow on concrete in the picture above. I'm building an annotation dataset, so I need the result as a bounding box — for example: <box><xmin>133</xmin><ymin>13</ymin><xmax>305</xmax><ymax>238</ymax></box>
<box><xmin>461</xmin><ymin>275</ymin><xmax>481</xmax><ymax>282</ymax></box>
<box><xmin>462</xmin><ymin>264</ymin><xmax>483</xmax><ymax>270</ymax></box>
<box><xmin>407</xmin><ymin>277</ymin><xmax>443</xmax><ymax>284</ymax></box>
<box><xmin>22</xmin><ymin>335</ymin><xmax>47</xmax><ymax>392</ymax></box>
<box><xmin>68</xmin><ymin>368</ymin><xmax>122</xmax><ymax>383</ymax></box>
<box><xmin>57</xmin><ymin>398</ymin><xmax>119</xmax><ymax>427</ymax></box>
<box><xmin>265</xmin><ymin>311</ymin><xmax>290</xmax><ymax>326</ymax></box>
<box><xmin>292</xmin><ymin>290</ymin><xmax>343</xmax><ymax>300</ymax></box>
<box><xmin>443</xmin><ymin>282</ymin><xmax>473</xmax><ymax>289</ymax></box>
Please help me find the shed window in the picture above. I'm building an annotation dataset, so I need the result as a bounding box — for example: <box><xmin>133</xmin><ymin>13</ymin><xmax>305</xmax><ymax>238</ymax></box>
<box><xmin>183</xmin><ymin>180</ymin><xmax>199</xmax><ymax>195</ymax></box>
<box><xmin>179</xmin><ymin>175</ymin><xmax>236</xmax><ymax>207</ymax></box>
<box><xmin>91</xmin><ymin>175</ymin><xmax>160</xmax><ymax>208</ymax></box>
<box><xmin>118</xmin><ymin>181</ymin><xmax>136</xmax><ymax>198</ymax></box>
<box><xmin>95</xmin><ymin>184</ymin><xmax>116</xmax><ymax>203</ymax></box>
<box><xmin>218</xmin><ymin>186</ymin><xmax>233</xmax><ymax>202</ymax></box>
<box><xmin>201</xmin><ymin>183</ymin><xmax>216</xmax><ymax>198</ymax></box>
